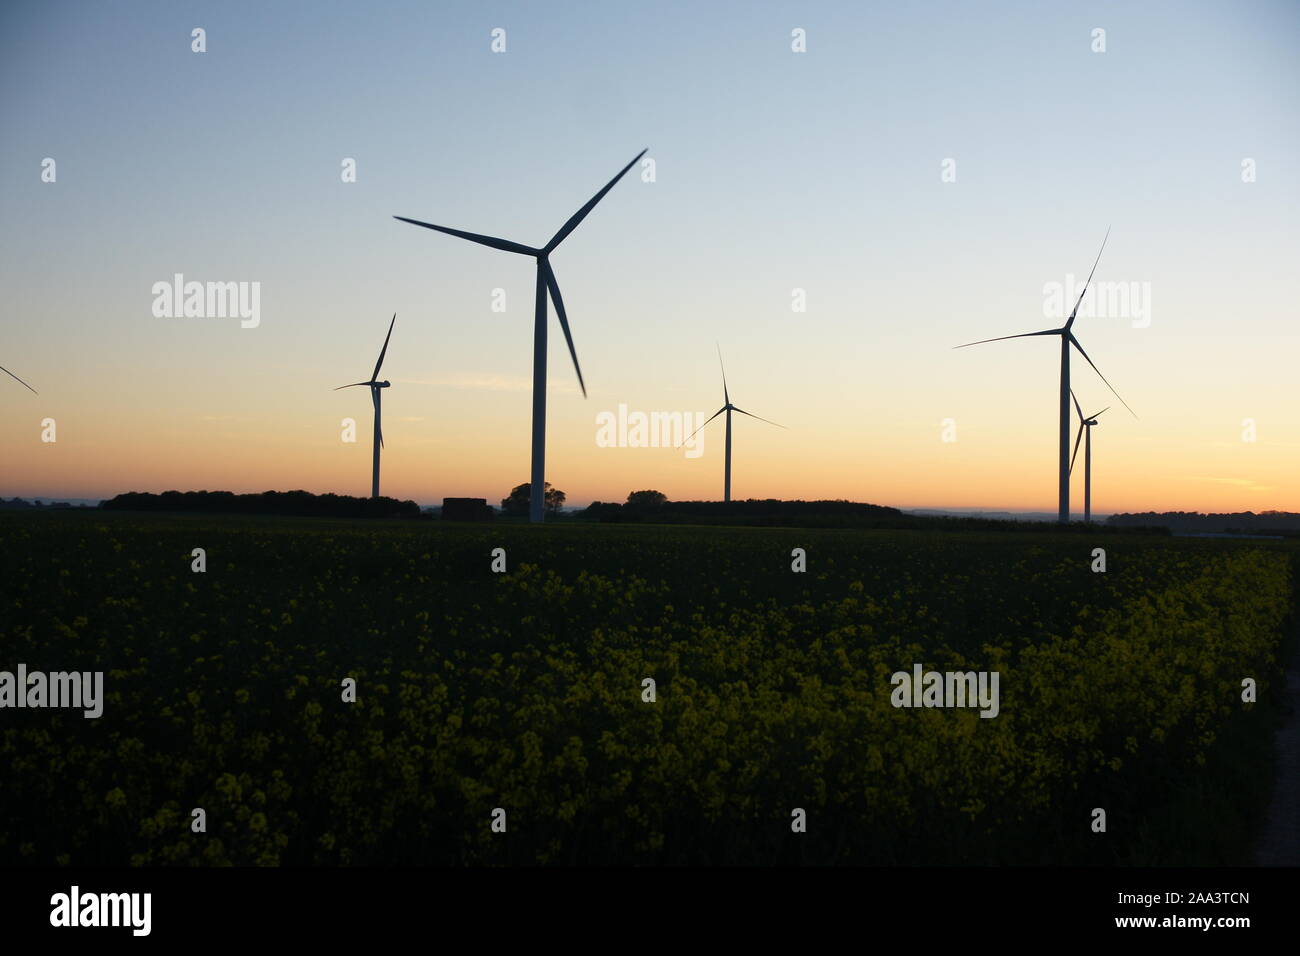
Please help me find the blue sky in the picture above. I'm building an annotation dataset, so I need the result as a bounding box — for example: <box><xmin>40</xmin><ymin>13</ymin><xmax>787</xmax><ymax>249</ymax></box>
<box><xmin>2</xmin><ymin>0</ymin><xmax>1297</xmax><ymax>510</ymax></box>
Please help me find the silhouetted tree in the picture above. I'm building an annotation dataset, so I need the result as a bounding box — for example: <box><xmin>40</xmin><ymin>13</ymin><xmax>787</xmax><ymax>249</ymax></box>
<box><xmin>580</xmin><ymin>500</ymin><xmax>623</xmax><ymax>521</ymax></box>
<box><xmin>501</xmin><ymin>483</ymin><xmax>531</xmax><ymax>516</ymax></box>
<box><xmin>501</xmin><ymin>481</ymin><xmax>566</xmax><ymax>517</ymax></box>
<box><xmin>625</xmin><ymin>490</ymin><xmax>667</xmax><ymax>509</ymax></box>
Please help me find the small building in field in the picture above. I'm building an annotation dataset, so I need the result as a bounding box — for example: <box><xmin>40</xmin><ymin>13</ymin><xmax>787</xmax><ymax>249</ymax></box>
<box><xmin>441</xmin><ymin>497</ymin><xmax>494</xmax><ymax>521</ymax></box>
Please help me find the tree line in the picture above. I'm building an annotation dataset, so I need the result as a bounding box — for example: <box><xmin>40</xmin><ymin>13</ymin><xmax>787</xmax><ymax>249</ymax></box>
<box><xmin>100</xmin><ymin>490</ymin><xmax>420</xmax><ymax>518</ymax></box>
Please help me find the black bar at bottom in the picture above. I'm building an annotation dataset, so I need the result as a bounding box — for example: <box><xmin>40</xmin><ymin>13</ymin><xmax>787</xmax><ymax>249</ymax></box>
<box><xmin>0</xmin><ymin>865</ymin><xmax>1288</xmax><ymax>941</ymax></box>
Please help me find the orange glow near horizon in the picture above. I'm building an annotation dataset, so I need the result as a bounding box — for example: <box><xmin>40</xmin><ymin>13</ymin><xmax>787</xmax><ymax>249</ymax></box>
<box><xmin>5</xmin><ymin>354</ymin><xmax>1297</xmax><ymax>515</ymax></box>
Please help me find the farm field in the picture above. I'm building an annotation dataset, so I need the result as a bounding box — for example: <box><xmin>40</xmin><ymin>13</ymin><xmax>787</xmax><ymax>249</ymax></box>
<box><xmin>0</xmin><ymin>511</ymin><xmax>1294</xmax><ymax>866</ymax></box>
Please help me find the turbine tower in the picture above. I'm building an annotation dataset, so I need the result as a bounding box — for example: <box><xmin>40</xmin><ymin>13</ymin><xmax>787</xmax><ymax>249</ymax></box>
<box><xmin>684</xmin><ymin>345</ymin><xmax>784</xmax><ymax>503</ymax></box>
<box><xmin>335</xmin><ymin>313</ymin><xmax>396</xmax><ymax>499</ymax></box>
<box><xmin>1069</xmin><ymin>390</ymin><xmax>1109</xmax><ymax>524</ymax></box>
<box><xmin>954</xmin><ymin>230</ymin><xmax>1134</xmax><ymax>524</ymax></box>
<box><xmin>1</xmin><ymin>364</ymin><xmax>37</xmax><ymax>394</ymax></box>
<box><xmin>396</xmin><ymin>149</ymin><xmax>646</xmax><ymax>523</ymax></box>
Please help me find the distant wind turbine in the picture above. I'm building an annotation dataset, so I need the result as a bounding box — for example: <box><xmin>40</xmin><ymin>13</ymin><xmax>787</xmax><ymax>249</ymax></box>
<box><xmin>683</xmin><ymin>345</ymin><xmax>785</xmax><ymax>503</ymax></box>
<box><xmin>396</xmin><ymin>149</ymin><xmax>646</xmax><ymax>523</ymax></box>
<box><xmin>1</xmin><ymin>364</ymin><xmax>37</xmax><ymax>394</ymax></box>
<box><xmin>954</xmin><ymin>229</ymin><xmax>1135</xmax><ymax>524</ymax></box>
<box><xmin>335</xmin><ymin>313</ymin><xmax>396</xmax><ymax>499</ymax></box>
<box><xmin>1069</xmin><ymin>390</ymin><xmax>1108</xmax><ymax>524</ymax></box>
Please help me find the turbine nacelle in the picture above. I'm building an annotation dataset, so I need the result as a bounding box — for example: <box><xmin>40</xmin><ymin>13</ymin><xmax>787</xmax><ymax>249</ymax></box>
<box><xmin>954</xmin><ymin>231</ymin><xmax>1129</xmax><ymax>524</ymax></box>
<box><xmin>1070</xmin><ymin>388</ymin><xmax>1108</xmax><ymax>427</ymax></box>
<box><xmin>335</xmin><ymin>314</ymin><xmax>397</xmax><ymax>496</ymax></box>
<box><xmin>954</xmin><ymin>236</ymin><xmax>1135</xmax><ymax>419</ymax></box>
<box><xmin>394</xmin><ymin>149</ymin><xmax>647</xmax><ymax>403</ymax></box>
<box><xmin>1069</xmin><ymin>389</ymin><xmax>1111</xmax><ymax>475</ymax></box>
<box><xmin>395</xmin><ymin>150</ymin><xmax>646</xmax><ymax>522</ymax></box>
<box><xmin>680</xmin><ymin>345</ymin><xmax>786</xmax><ymax>448</ymax></box>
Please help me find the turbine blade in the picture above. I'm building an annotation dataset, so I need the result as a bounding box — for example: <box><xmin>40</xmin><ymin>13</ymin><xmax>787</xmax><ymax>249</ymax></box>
<box><xmin>1070</xmin><ymin>388</ymin><xmax>1083</xmax><ymax>421</ymax></box>
<box><xmin>542</xmin><ymin>261</ymin><xmax>586</xmax><ymax>398</ymax></box>
<box><xmin>1070</xmin><ymin>423</ymin><xmax>1084</xmax><ymax>474</ymax></box>
<box><xmin>372</xmin><ymin>313</ymin><xmax>396</xmax><ymax>380</ymax></box>
<box><xmin>732</xmin><ymin>406</ymin><xmax>785</xmax><ymax>429</ymax></box>
<box><xmin>334</xmin><ymin>381</ymin><xmax>371</xmax><ymax>390</ymax></box>
<box><xmin>716</xmin><ymin>342</ymin><xmax>729</xmax><ymax>405</ymax></box>
<box><xmin>393</xmin><ymin>217</ymin><xmax>537</xmax><ymax>256</ymax></box>
<box><xmin>0</xmin><ymin>364</ymin><xmax>37</xmax><ymax>394</ymax></box>
<box><xmin>545</xmin><ymin>149</ymin><xmax>647</xmax><ymax>253</ymax></box>
<box><xmin>1066</xmin><ymin>227</ymin><xmax>1111</xmax><ymax>327</ymax></box>
<box><xmin>953</xmin><ymin>329</ymin><xmax>1061</xmax><ymax>349</ymax></box>
<box><xmin>680</xmin><ymin>406</ymin><xmax>726</xmax><ymax>447</ymax></box>
<box><xmin>1069</xmin><ymin>333</ymin><xmax>1136</xmax><ymax>418</ymax></box>
<box><xmin>1091</xmin><ymin>407</ymin><xmax>1110</xmax><ymax>419</ymax></box>
<box><xmin>372</xmin><ymin>388</ymin><xmax>383</xmax><ymax>449</ymax></box>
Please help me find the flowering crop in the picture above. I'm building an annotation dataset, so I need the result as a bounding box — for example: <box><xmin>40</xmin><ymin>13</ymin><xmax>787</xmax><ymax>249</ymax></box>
<box><xmin>0</xmin><ymin>514</ymin><xmax>1291</xmax><ymax>864</ymax></box>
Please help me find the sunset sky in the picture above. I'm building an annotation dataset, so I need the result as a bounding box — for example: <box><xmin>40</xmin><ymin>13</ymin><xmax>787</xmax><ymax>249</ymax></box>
<box><xmin>2</xmin><ymin>0</ymin><xmax>1297</xmax><ymax>513</ymax></box>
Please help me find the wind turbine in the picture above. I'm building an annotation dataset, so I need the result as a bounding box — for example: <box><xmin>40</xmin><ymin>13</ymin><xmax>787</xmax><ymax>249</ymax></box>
<box><xmin>395</xmin><ymin>149</ymin><xmax>646</xmax><ymax>523</ymax></box>
<box><xmin>335</xmin><ymin>313</ymin><xmax>396</xmax><ymax>499</ymax></box>
<box><xmin>683</xmin><ymin>345</ymin><xmax>785</xmax><ymax>503</ymax></box>
<box><xmin>1069</xmin><ymin>390</ymin><xmax>1108</xmax><ymax>524</ymax></box>
<box><xmin>954</xmin><ymin>229</ymin><xmax>1135</xmax><ymax>524</ymax></box>
<box><xmin>1</xmin><ymin>364</ymin><xmax>37</xmax><ymax>394</ymax></box>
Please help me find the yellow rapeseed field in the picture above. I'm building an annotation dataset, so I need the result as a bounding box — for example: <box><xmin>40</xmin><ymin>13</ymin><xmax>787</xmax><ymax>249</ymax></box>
<box><xmin>0</xmin><ymin>514</ymin><xmax>1291</xmax><ymax>865</ymax></box>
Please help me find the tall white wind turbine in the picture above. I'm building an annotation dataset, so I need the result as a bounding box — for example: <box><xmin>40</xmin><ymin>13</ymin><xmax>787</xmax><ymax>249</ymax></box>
<box><xmin>683</xmin><ymin>345</ymin><xmax>785</xmax><ymax>503</ymax></box>
<box><xmin>954</xmin><ymin>230</ymin><xmax>1135</xmax><ymax>524</ymax></box>
<box><xmin>1069</xmin><ymin>390</ymin><xmax>1109</xmax><ymax>524</ymax></box>
<box><xmin>335</xmin><ymin>314</ymin><xmax>396</xmax><ymax>499</ymax></box>
<box><xmin>395</xmin><ymin>149</ymin><xmax>646</xmax><ymax>523</ymax></box>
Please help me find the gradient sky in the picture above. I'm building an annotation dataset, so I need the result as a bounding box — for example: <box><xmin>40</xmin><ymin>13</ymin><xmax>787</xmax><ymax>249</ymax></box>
<box><xmin>2</xmin><ymin>0</ymin><xmax>1297</xmax><ymax>512</ymax></box>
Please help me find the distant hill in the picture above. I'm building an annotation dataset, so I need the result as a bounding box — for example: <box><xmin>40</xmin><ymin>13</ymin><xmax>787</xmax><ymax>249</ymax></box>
<box><xmin>100</xmin><ymin>490</ymin><xmax>421</xmax><ymax>519</ymax></box>
<box><xmin>1107</xmin><ymin>510</ymin><xmax>1300</xmax><ymax>537</ymax></box>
